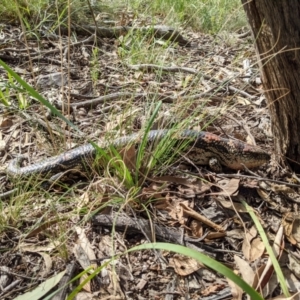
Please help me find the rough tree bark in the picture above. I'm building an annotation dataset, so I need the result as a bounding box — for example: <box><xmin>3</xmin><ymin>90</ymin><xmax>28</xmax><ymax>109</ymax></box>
<box><xmin>242</xmin><ymin>0</ymin><xmax>300</xmax><ymax>171</ymax></box>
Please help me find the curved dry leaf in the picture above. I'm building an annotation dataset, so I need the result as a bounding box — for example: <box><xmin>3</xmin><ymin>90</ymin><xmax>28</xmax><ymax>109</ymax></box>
<box><xmin>217</xmin><ymin>178</ymin><xmax>240</xmax><ymax>196</ymax></box>
<box><xmin>227</xmin><ymin>229</ymin><xmax>245</xmax><ymax>239</ymax></box>
<box><xmin>217</xmin><ymin>199</ymin><xmax>248</xmax><ymax>213</ymax></box>
<box><xmin>249</xmin><ymin>237</ymin><xmax>265</xmax><ymax>261</ymax></box>
<box><xmin>120</xmin><ymin>145</ymin><xmax>136</xmax><ymax>171</ymax></box>
<box><xmin>75</xmin><ymin>227</ymin><xmax>97</xmax><ymax>262</ymax></box>
<box><xmin>14</xmin><ymin>270</ymin><xmax>66</xmax><ymax>300</ymax></box>
<box><xmin>0</xmin><ymin>266</ymin><xmax>10</xmax><ymax>288</ymax></box>
<box><xmin>19</xmin><ymin>241</ymin><xmax>58</xmax><ymax>252</ymax></box>
<box><xmin>0</xmin><ymin>118</ymin><xmax>13</xmax><ymax>128</ymax></box>
<box><xmin>38</xmin><ymin>252</ymin><xmax>53</xmax><ymax>278</ymax></box>
<box><xmin>234</xmin><ymin>255</ymin><xmax>255</xmax><ymax>286</ymax></box>
<box><xmin>242</xmin><ymin>226</ymin><xmax>257</xmax><ymax>260</ymax></box>
<box><xmin>261</xmin><ymin>269</ymin><xmax>280</xmax><ymax>298</ymax></box>
<box><xmin>74</xmin><ymin>291</ymin><xmax>94</xmax><ymax>300</ymax></box>
<box><xmin>190</xmin><ymin>219</ymin><xmax>204</xmax><ymax>237</ymax></box>
<box><xmin>282</xmin><ymin>213</ymin><xmax>298</xmax><ymax>245</ymax></box>
<box><xmin>169</xmin><ymin>255</ymin><xmax>202</xmax><ymax>276</ymax></box>
<box><xmin>292</xmin><ymin>219</ymin><xmax>300</xmax><ymax>245</ymax></box>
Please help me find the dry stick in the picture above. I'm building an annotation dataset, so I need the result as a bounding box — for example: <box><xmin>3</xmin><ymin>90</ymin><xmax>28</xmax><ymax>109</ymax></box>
<box><xmin>67</xmin><ymin>91</ymin><xmax>225</xmax><ymax>109</ymax></box>
<box><xmin>0</xmin><ymin>267</ymin><xmax>44</xmax><ymax>281</ymax></box>
<box><xmin>0</xmin><ymin>189</ymin><xmax>18</xmax><ymax>200</ymax></box>
<box><xmin>69</xmin><ymin>92</ymin><xmax>150</xmax><ymax>108</ymax></box>
<box><xmin>180</xmin><ymin>202</ymin><xmax>225</xmax><ymax>232</ymax></box>
<box><xmin>92</xmin><ymin>213</ymin><xmax>236</xmax><ymax>256</ymax></box>
<box><xmin>67</xmin><ymin>92</ymin><xmax>175</xmax><ymax>108</ymax></box>
<box><xmin>59</xmin><ymin>25</ymin><xmax>191</xmax><ymax>46</ymax></box>
<box><xmin>128</xmin><ymin>64</ymin><xmax>256</xmax><ymax>100</ymax></box>
<box><xmin>236</xmin><ymin>30</ymin><xmax>251</xmax><ymax>39</ymax></box>
<box><xmin>0</xmin><ymin>280</ymin><xmax>22</xmax><ymax>296</ymax></box>
<box><xmin>51</xmin><ymin>262</ymin><xmax>77</xmax><ymax>300</ymax></box>
<box><xmin>0</xmin><ymin>47</ymin><xmax>30</xmax><ymax>53</ymax></box>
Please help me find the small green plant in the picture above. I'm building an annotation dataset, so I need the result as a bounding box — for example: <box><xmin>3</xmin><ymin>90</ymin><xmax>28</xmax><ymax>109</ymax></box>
<box><xmin>0</xmin><ymin>75</ymin><xmax>11</xmax><ymax>106</ymax></box>
<box><xmin>0</xmin><ymin>72</ymin><xmax>30</xmax><ymax>108</ymax></box>
<box><xmin>117</xmin><ymin>27</ymin><xmax>172</xmax><ymax>64</ymax></box>
<box><xmin>90</xmin><ymin>47</ymin><xmax>100</xmax><ymax>86</ymax></box>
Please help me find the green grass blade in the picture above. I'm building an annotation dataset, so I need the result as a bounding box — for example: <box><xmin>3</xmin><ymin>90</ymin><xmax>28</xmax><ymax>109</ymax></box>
<box><xmin>49</xmin><ymin>241</ymin><xmax>264</xmax><ymax>300</ymax></box>
<box><xmin>127</xmin><ymin>242</ymin><xmax>264</xmax><ymax>300</ymax></box>
<box><xmin>241</xmin><ymin>199</ymin><xmax>289</xmax><ymax>297</ymax></box>
<box><xmin>90</xmin><ymin>141</ymin><xmax>134</xmax><ymax>188</ymax></box>
<box><xmin>66</xmin><ymin>262</ymin><xmax>112</xmax><ymax>300</ymax></box>
<box><xmin>135</xmin><ymin>101</ymin><xmax>162</xmax><ymax>181</ymax></box>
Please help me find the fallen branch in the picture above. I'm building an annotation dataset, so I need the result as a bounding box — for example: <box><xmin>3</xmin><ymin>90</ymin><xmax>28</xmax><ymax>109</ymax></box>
<box><xmin>92</xmin><ymin>212</ymin><xmax>236</xmax><ymax>257</ymax></box>
<box><xmin>57</xmin><ymin>25</ymin><xmax>191</xmax><ymax>46</ymax></box>
<box><xmin>128</xmin><ymin>63</ymin><xmax>256</xmax><ymax>100</ymax></box>
<box><xmin>66</xmin><ymin>91</ymin><xmax>224</xmax><ymax>109</ymax></box>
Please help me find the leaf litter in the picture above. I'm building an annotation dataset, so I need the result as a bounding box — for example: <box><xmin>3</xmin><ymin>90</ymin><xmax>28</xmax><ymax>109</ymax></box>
<box><xmin>0</xmin><ymin>9</ymin><xmax>300</xmax><ymax>300</ymax></box>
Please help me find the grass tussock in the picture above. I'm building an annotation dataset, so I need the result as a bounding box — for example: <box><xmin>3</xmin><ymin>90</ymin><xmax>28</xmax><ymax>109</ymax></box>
<box><xmin>0</xmin><ymin>0</ymin><xmax>247</xmax><ymax>34</ymax></box>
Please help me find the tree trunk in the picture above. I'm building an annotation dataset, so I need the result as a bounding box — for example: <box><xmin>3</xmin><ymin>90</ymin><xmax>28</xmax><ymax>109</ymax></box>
<box><xmin>242</xmin><ymin>0</ymin><xmax>300</xmax><ymax>171</ymax></box>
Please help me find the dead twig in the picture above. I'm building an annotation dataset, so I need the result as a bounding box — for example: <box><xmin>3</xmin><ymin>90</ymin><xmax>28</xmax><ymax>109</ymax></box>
<box><xmin>128</xmin><ymin>63</ymin><xmax>256</xmax><ymax>100</ymax></box>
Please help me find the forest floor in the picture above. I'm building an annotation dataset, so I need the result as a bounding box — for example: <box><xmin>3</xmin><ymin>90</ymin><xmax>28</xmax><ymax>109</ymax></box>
<box><xmin>0</xmin><ymin>7</ymin><xmax>299</xmax><ymax>300</ymax></box>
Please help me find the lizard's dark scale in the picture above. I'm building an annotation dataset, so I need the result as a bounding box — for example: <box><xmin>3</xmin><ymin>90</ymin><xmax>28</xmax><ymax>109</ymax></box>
<box><xmin>7</xmin><ymin>130</ymin><xmax>270</xmax><ymax>177</ymax></box>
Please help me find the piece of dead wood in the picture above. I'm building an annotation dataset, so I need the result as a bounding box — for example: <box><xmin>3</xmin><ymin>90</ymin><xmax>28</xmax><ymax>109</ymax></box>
<box><xmin>66</xmin><ymin>91</ymin><xmax>224</xmax><ymax>109</ymax></box>
<box><xmin>93</xmin><ymin>212</ymin><xmax>190</xmax><ymax>244</ymax></box>
<box><xmin>66</xmin><ymin>92</ymin><xmax>173</xmax><ymax>109</ymax></box>
<box><xmin>92</xmin><ymin>212</ymin><xmax>235</xmax><ymax>257</ymax></box>
<box><xmin>0</xmin><ymin>280</ymin><xmax>22</xmax><ymax>297</ymax></box>
<box><xmin>57</xmin><ymin>25</ymin><xmax>191</xmax><ymax>46</ymax></box>
<box><xmin>51</xmin><ymin>262</ymin><xmax>77</xmax><ymax>300</ymax></box>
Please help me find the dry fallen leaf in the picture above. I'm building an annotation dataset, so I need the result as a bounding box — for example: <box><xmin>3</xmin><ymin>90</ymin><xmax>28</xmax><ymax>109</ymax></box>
<box><xmin>169</xmin><ymin>254</ymin><xmax>202</xmax><ymax>276</ymax></box>
<box><xmin>120</xmin><ymin>144</ymin><xmax>136</xmax><ymax>171</ymax></box>
<box><xmin>216</xmin><ymin>178</ymin><xmax>240</xmax><ymax>196</ymax></box>
<box><xmin>19</xmin><ymin>241</ymin><xmax>58</xmax><ymax>252</ymax></box>
<box><xmin>38</xmin><ymin>252</ymin><xmax>53</xmax><ymax>278</ymax></box>
<box><xmin>249</xmin><ymin>237</ymin><xmax>265</xmax><ymax>261</ymax></box>
<box><xmin>242</xmin><ymin>226</ymin><xmax>258</xmax><ymax>261</ymax></box>
<box><xmin>217</xmin><ymin>198</ymin><xmax>248</xmax><ymax>213</ymax></box>
<box><xmin>0</xmin><ymin>118</ymin><xmax>13</xmax><ymax>128</ymax></box>
<box><xmin>234</xmin><ymin>255</ymin><xmax>255</xmax><ymax>286</ymax></box>
<box><xmin>75</xmin><ymin>227</ymin><xmax>97</xmax><ymax>267</ymax></box>
<box><xmin>201</xmin><ymin>283</ymin><xmax>226</xmax><ymax>297</ymax></box>
<box><xmin>282</xmin><ymin>213</ymin><xmax>299</xmax><ymax>245</ymax></box>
